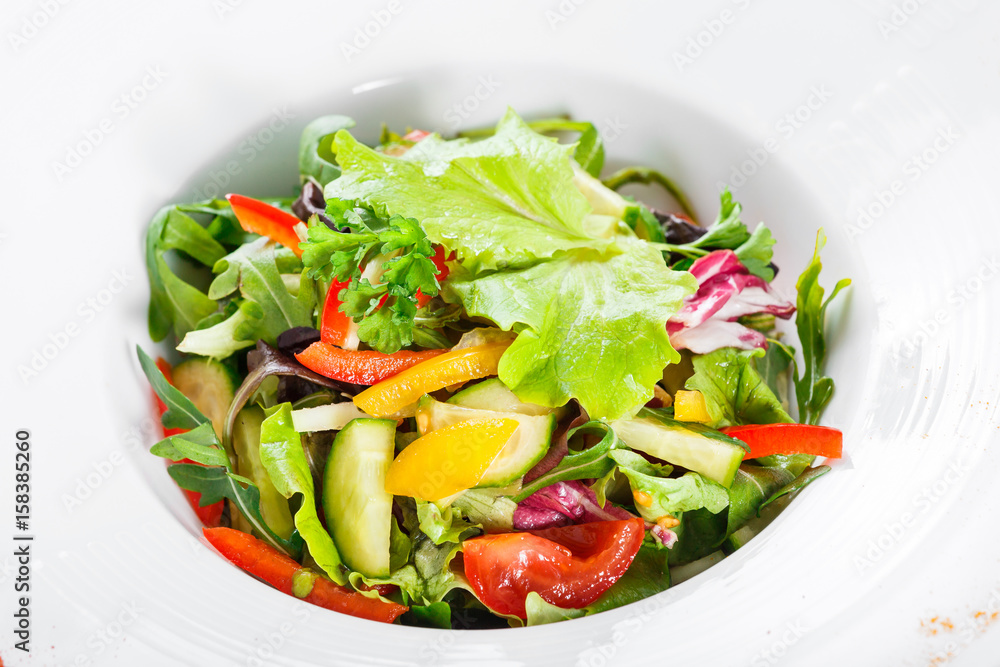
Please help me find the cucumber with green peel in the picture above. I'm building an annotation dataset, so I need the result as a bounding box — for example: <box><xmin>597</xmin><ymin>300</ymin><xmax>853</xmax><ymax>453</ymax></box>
<box><xmin>611</xmin><ymin>409</ymin><xmax>746</xmax><ymax>487</ymax></box>
<box><xmin>448</xmin><ymin>378</ymin><xmax>564</xmax><ymax>418</ymax></box>
<box><xmin>322</xmin><ymin>418</ymin><xmax>396</xmax><ymax>578</ymax></box>
<box><xmin>416</xmin><ymin>395</ymin><xmax>555</xmax><ymax>487</ymax></box>
<box><xmin>171</xmin><ymin>357</ymin><xmax>238</xmax><ymax>437</ymax></box>
<box><xmin>233</xmin><ymin>405</ymin><xmax>295</xmax><ymax>540</ymax></box>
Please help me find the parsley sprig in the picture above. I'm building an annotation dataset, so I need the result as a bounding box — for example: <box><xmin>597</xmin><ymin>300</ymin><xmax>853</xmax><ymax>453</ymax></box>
<box><xmin>300</xmin><ymin>200</ymin><xmax>441</xmax><ymax>353</ymax></box>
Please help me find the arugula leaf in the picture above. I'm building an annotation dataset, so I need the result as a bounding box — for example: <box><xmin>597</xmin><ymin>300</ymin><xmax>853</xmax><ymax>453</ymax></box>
<box><xmin>667</xmin><ymin>507</ymin><xmax>728</xmax><ymax>565</ymax></box>
<box><xmin>299</xmin><ymin>115</ymin><xmax>355</xmax><ymax>185</ymax></box>
<box><xmin>755</xmin><ymin>338</ymin><xmax>795</xmax><ymax>402</ymax></box>
<box><xmin>735</xmin><ymin>223</ymin><xmax>776</xmax><ymax>282</ymax></box>
<box><xmin>685</xmin><ymin>347</ymin><xmax>793</xmax><ymax>428</ymax></box>
<box><xmin>450</xmin><ymin>238</ymin><xmax>697</xmax><ymax>421</ymax></box>
<box><xmin>325</xmin><ymin>108</ymin><xmax>604</xmax><ymax>272</ymax></box>
<box><xmin>145</xmin><ymin>205</ymin><xmax>227</xmax><ymax>341</ymax></box>
<box><xmin>794</xmin><ymin>230</ymin><xmax>851</xmax><ymax>425</ymax></box>
<box><xmin>726</xmin><ymin>464</ymin><xmax>796</xmax><ymax>533</ymax></box>
<box><xmin>760</xmin><ymin>465</ymin><xmax>831</xmax><ymax>512</ymax></box>
<box><xmin>662</xmin><ymin>190</ymin><xmax>777</xmax><ymax>281</ymax></box>
<box><xmin>136</xmin><ymin>346</ymin><xmax>207</xmax><ymax>431</ymax></box>
<box><xmin>149</xmin><ymin>422</ymin><xmax>228</xmax><ymax>467</ymax></box>
<box><xmin>258</xmin><ymin>403</ymin><xmax>347</xmax><ymax>584</ymax></box>
<box><xmin>177</xmin><ymin>238</ymin><xmax>316</xmax><ymax>359</ymax></box>
<box><xmin>168</xmin><ymin>463</ymin><xmax>303</xmax><ymax>557</ymax></box>
<box><xmin>301</xmin><ymin>211</ymin><xmax>439</xmax><ymax>353</ymax></box>
<box><xmin>611</xmin><ymin>450</ymin><xmax>729</xmax><ymax>522</ymax></box>
<box><xmin>514</xmin><ymin>422</ymin><xmax>621</xmax><ymax>501</ymax></box>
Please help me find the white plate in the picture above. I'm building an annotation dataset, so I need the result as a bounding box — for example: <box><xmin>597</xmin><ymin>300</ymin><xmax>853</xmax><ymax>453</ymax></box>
<box><xmin>3</xmin><ymin>2</ymin><xmax>1000</xmax><ymax>666</ymax></box>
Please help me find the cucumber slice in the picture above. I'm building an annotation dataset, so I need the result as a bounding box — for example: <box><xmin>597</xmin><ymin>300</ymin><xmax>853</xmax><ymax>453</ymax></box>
<box><xmin>171</xmin><ymin>358</ymin><xmax>238</xmax><ymax>437</ymax></box>
<box><xmin>611</xmin><ymin>410</ymin><xmax>745</xmax><ymax>487</ymax></box>
<box><xmin>322</xmin><ymin>418</ymin><xmax>396</xmax><ymax>578</ymax></box>
<box><xmin>448</xmin><ymin>378</ymin><xmax>562</xmax><ymax>417</ymax></box>
<box><xmin>416</xmin><ymin>395</ymin><xmax>555</xmax><ymax>487</ymax></box>
<box><xmin>233</xmin><ymin>406</ymin><xmax>295</xmax><ymax>540</ymax></box>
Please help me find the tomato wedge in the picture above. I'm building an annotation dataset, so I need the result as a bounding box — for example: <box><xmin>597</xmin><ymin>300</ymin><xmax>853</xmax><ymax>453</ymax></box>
<box><xmin>462</xmin><ymin>517</ymin><xmax>646</xmax><ymax>618</ymax></box>
<box><xmin>721</xmin><ymin>423</ymin><xmax>843</xmax><ymax>460</ymax></box>
<box><xmin>295</xmin><ymin>341</ymin><xmax>446</xmax><ymax>386</ymax></box>
<box><xmin>203</xmin><ymin>527</ymin><xmax>407</xmax><ymax>623</ymax></box>
<box><xmin>227</xmin><ymin>194</ymin><xmax>303</xmax><ymax>257</ymax></box>
<box><xmin>153</xmin><ymin>359</ymin><xmax>223</xmax><ymax>527</ymax></box>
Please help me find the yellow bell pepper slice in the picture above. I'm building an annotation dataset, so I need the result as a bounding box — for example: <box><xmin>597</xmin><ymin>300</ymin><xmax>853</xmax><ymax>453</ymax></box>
<box><xmin>353</xmin><ymin>341</ymin><xmax>511</xmax><ymax>418</ymax></box>
<box><xmin>384</xmin><ymin>417</ymin><xmax>519</xmax><ymax>501</ymax></box>
<box><xmin>674</xmin><ymin>389</ymin><xmax>712</xmax><ymax>423</ymax></box>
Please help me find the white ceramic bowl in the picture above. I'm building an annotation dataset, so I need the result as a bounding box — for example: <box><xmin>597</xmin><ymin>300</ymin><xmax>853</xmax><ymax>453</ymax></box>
<box><xmin>8</xmin><ymin>3</ymin><xmax>1000</xmax><ymax>665</ymax></box>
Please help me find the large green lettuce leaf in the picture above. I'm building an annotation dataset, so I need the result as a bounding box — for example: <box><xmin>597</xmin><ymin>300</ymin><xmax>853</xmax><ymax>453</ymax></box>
<box><xmin>449</xmin><ymin>238</ymin><xmax>696</xmax><ymax>421</ymax></box>
<box><xmin>324</xmin><ymin>108</ymin><xmax>605</xmax><ymax>271</ymax></box>
<box><xmin>258</xmin><ymin>403</ymin><xmax>346</xmax><ymax>584</ymax></box>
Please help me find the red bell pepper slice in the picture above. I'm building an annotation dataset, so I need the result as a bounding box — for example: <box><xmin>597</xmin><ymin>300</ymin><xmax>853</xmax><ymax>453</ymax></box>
<box><xmin>227</xmin><ymin>193</ymin><xmax>303</xmax><ymax>257</ymax></box>
<box><xmin>415</xmin><ymin>245</ymin><xmax>452</xmax><ymax>308</ymax></box>
<box><xmin>721</xmin><ymin>423</ymin><xmax>843</xmax><ymax>460</ymax></box>
<box><xmin>295</xmin><ymin>341</ymin><xmax>446</xmax><ymax>386</ymax></box>
<box><xmin>154</xmin><ymin>358</ymin><xmax>224</xmax><ymax>527</ymax></box>
<box><xmin>320</xmin><ymin>278</ymin><xmax>355</xmax><ymax>347</ymax></box>
<box><xmin>203</xmin><ymin>527</ymin><xmax>407</xmax><ymax>623</ymax></box>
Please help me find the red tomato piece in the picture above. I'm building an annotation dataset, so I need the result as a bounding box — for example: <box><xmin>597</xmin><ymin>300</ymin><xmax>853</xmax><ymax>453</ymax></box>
<box><xmin>462</xmin><ymin>517</ymin><xmax>646</xmax><ymax>618</ymax></box>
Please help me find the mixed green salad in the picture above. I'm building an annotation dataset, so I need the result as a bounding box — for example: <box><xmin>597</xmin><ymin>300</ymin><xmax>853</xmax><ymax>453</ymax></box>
<box><xmin>139</xmin><ymin>109</ymin><xmax>849</xmax><ymax>628</ymax></box>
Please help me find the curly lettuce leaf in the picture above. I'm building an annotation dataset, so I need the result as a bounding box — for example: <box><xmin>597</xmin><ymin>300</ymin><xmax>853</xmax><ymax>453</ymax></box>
<box><xmin>685</xmin><ymin>347</ymin><xmax>794</xmax><ymax>429</ymax></box>
<box><xmin>611</xmin><ymin>450</ymin><xmax>728</xmax><ymax>522</ymax></box>
<box><xmin>325</xmin><ymin>108</ymin><xmax>605</xmax><ymax>271</ymax></box>
<box><xmin>449</xmin><ymin>238</ymin><xmax>696</xmax><ymax>421</ymax></box>
<box><xmin>258</xmin><ymin>403</ymin><xmax>346</xmax><ymax>584</ymax></box>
